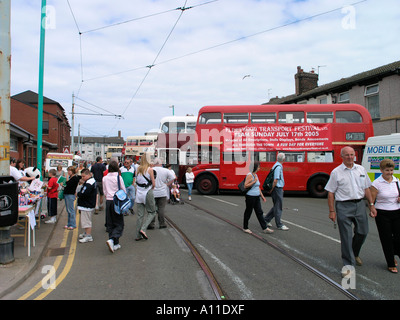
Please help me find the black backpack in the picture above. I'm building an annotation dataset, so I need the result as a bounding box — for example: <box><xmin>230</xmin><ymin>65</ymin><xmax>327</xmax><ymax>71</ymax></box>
<box><xmin>262</xmin><ymin>166</ymin><xmax>278</xmax><ymax>192</ymax></box>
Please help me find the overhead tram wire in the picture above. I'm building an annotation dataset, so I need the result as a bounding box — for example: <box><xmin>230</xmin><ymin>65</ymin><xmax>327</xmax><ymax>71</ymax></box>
<box><xmin>121</xmin><ymin>2</ymin><xmax>189</xmax><ymax>117</ymax></box>
<box><xmin>106</xmin><ymin>1</ymin><xmax>190</xmax><ymax>135</ymax></box>
<box><xmin>79</xmin><ymin>0</ymin><xmax>219</xmax><ymax>35</ymax></box>
<box><xmin>78</xmin><ymin>0</ymin><xmax>368</xmax><ymax>86</ymax></box>
<box><xmin>67</xmin><ymin>0</ymin><xmax>218</xmax><ymax>136</ymax></box>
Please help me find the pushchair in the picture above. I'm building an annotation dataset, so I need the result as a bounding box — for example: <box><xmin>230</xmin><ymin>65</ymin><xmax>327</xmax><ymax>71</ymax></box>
<box><xmin>170</xmin><ymin>182</ymin><xmax>184</xmax><ymax>205</ymax></box>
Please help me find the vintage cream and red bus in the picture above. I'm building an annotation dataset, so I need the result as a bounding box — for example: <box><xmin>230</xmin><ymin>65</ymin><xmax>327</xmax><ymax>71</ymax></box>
<box><xmin>125</xmin><ymin>135</ymin><xmax>157</xmax><ymax>159</ymax></box>
<box><xmin>155</xmin><ymin>115</ymin><xmax>197</xmax><ymax>181</ymax></box>
<box><xmin>192</xmin><ymin>104</ymin><xmax>374</xmax><ymax>197</ymax></box>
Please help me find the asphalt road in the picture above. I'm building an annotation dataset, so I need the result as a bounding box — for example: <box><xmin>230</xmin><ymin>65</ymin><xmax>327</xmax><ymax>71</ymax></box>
<box><xmin>5</xmin><ymin>190</ymin><xmax>400</xmax><ymax>301</ymax></box>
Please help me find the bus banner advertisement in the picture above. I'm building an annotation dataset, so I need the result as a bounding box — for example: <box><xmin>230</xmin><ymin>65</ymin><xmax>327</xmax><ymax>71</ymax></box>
<box><xmin>222</xmin><ymin>124</ymin><xmax>332</xmax><ymax>152</ymax></box>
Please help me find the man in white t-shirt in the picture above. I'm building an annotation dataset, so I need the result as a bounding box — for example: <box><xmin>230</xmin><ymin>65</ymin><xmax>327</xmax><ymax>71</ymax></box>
<box><xmin>325</xmin><ymin>147</ymin><xmax>376</xmax><ymax>275</ymax></box>
<box><xmin>10</xmin><ymin>157</ymin><xmax>35</xmax><ymax>184</ymax></box>
<box><xmin>149</xmin><ymin>158</ymin><xmax>175</xmax><ymax>229</ymax></box>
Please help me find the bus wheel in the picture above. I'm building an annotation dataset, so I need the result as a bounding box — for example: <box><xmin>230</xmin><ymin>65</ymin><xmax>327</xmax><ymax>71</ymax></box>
<box><xmin>196</xmin><ymin>174</ymin><xmax>217</xmax><ymax>195</ymax></box>
<box><xmin>308</xmin><ymin>176</ymin><xmax>328</xmax><ymax>198</ymax></box>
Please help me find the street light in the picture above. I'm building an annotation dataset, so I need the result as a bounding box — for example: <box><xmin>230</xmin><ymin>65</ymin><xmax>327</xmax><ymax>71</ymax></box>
<box><xmin>169</xmin><ymin>105</ymin><xmax>174</xmax><ymax>116</ymax></box>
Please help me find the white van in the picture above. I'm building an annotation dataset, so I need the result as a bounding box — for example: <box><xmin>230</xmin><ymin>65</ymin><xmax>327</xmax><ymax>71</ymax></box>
<box><xmin>361</xmin><ymin>133</ymin><xmax>400</xmax><ymax>181</ymax></box>
<box><xmin>45</xmin><ymin>153</ymin><xmax>74</xmax><ymax>177</ymax></box>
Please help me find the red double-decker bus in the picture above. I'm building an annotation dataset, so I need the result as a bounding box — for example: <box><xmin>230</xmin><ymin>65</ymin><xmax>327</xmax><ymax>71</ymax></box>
<box><xmin>192</xmin><ymin>104</ymin><xmax>374</xmax><ymax>197</ymax></box>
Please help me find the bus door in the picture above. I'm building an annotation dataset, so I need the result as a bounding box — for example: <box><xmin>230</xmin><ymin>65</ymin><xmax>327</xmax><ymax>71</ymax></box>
<box><xmin>352</xmin><ymin>145</ymin><xmax>364</xmax><ymax>164</ymax></box>
<box><xmin>157</xmin><ymin>148</ymin><xmax>180</xmax><ymax>177</ymax></box>
<box><xmin>220</xmin><ymin>150</ymin><xmax>249</xmax><ymax>189</ymax></box>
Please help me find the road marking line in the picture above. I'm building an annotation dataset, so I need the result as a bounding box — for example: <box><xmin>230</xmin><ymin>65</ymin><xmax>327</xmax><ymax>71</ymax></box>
<box><xmin>18</xmin><ymin>214</ymin><xmax>80</xmax><ymax>300</ymax></box>
<box><xmin>282</xmin><ymin>219</ymin><xmax>341</xmax><ymax>244</ymax></box>
<box><xmin>198</xmin><ymin>244</ymin><xmax>254</xmax><ymax>300</ymax></box>
<box><xmin>35</xmin><ymin>214</ymin><xmax>80</xmax><ymax>300</ymax></box>
<box><xmin>203</xmin><ymin>195</ymin><xmax>239</xmax><ymax>207</ymax></box>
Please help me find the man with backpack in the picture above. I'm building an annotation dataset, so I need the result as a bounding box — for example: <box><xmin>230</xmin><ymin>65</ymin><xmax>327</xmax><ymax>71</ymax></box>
<box><xmin>264</xmin><ymin>153</ymin><xmax>289</xmax><ymax>231</ymax></box>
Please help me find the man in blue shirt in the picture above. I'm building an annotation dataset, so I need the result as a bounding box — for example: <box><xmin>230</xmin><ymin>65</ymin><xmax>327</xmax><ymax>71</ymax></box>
<box><xmin>264</xmin><ymin>153</ymin><xmax>289</xmax><ymax>231</ymax></box>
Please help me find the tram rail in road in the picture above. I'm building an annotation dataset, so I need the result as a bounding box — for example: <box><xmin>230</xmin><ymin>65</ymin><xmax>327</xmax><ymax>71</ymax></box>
<box><xmin>168</xmin><ymin>199</ymin><xmax>360</xmax><ymax>301</ymax></box>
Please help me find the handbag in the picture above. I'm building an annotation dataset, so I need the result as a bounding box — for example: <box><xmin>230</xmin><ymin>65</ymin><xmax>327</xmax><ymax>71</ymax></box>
<box><xmin>238</xmin><ymin>174</ymin><xmax>252</xmax><ymax>194</ymax></box>
<box><xmin>113</xmin><ymin>174</ymin><xmax>132</xmax><ymax>215</ymax></box>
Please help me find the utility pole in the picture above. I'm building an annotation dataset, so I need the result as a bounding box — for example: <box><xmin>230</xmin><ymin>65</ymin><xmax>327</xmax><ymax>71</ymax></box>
<box><xmin>71</xmin><ymin>93</ymin><xmax>75</xmax><ymax>155</ymax></box>
<box><xmin>37</xmin><ymin>0</ymin><xmax>47</xmax><ymax>180</ymax></box>
<box><xmin>0</xmin><ymin>0</ymin><xmax>11</xmax><ymax>176</ymax></box>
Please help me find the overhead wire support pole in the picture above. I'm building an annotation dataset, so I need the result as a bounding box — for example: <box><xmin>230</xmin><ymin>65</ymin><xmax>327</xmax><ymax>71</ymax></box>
<box><xmin>37</xmin><ymin>0</ymin><xmax>47</xmax><ymax>180</ymax></box>
<box><xmin>0</xmin><ymin>0</ymin><xmax>11</xmax><ymax>176</ymax></box>
<box><xmin>71</xmin><ymin>112</ymin><xmax>123</xmax><ymax>119</ymax></box>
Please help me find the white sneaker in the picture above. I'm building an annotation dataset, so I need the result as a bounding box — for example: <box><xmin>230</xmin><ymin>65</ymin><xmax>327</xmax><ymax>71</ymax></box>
<box><xmin>106</xmin><ymin>239</ymin><xmax>114</xmax><ymax>253</ymax></box>
<box><xmin>278</xmin><ymin>225</ymin><xmax>289</xmax><ymax>231</ymax></box>
<box><xmin>188</xmin><ymin>196</ymin><xmax>191</xmax><ymax>201</ymax></box>
<box><xmin>79</xmin><ymin>233</ymin><xmax>87</xmax><ymax>239</ymax></box>
<box><xmin>79</xmin><ymin>234</ymin><xmax>93</xmax><ymax>243</ymax></box>
<box><xmin>113</xmin><ymin>244</ymin><xmax>121</xmax><ymax>251</ymax></box>
<box><xmin>45</xmin><ymin>216</ymin><xmax>56</xmax><ymax>224</ymax></box>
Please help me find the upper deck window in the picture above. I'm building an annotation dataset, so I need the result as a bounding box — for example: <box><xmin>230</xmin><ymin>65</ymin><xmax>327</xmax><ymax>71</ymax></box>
<box><xmin>278</xmin><ymin>111</ymin><xmax>305</xmax><ymax>124</ymax></box>
<box><xmin>307</xmin><ymin>112</ymin><xmax>333</xmax><ymax>123</ymax></box>
<box><xmin>336</xmin><ymin>111</ymin><xmax>362</xmax><ymax>123</ymax></box>
<box><xmin>223</xmin><ymin>113</ymin><xmax>248</xmax><ymax>124</ymax></box>
<box><xmin>250</xmin><ymin>112</ymin><xmax>276</xmax><ymax>124</ymax></box>
<box><xmin>198</xmin><ymin>112</ymin><xmax>222</xmax><ymax>124</ymax></box>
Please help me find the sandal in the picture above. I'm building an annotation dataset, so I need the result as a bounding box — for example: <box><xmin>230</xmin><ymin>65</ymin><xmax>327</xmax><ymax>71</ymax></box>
<box><xmin>139</xmin><ymin>230</ymin><xmax>148</xmax><ymax>240</ymax></box>
<box><xmin>388</xmin><ymin>267</ymin><xmax>398</xmax><ymax>273</ymax></box>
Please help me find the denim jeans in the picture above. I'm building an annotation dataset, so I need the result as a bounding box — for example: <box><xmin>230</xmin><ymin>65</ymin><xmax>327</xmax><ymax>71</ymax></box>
<box><xmin>264</xmin><ymin>187</ymin><xmax>284</xmax><ymax>228</ymax></box>
<box><xmin>187</xmin><ymin>183</ymin><xmax>193</xmax><ymax>196</ymax></box>
<box><xmin>126</xmin><ymin>185</ymin><xmax>136</xmax><ymax>204</ymax></box>
<box><xmin>64</xmin><ymin>194</ymin><xmax>76</xmax><ymax>228</ymax></box>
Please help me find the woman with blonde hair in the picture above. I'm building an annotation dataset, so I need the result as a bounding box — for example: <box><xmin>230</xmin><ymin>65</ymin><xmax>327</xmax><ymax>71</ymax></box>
<box><xmin>135</xmin><ymin>153</ymin><xmax>156</xmax><ymax>240</ymax></box>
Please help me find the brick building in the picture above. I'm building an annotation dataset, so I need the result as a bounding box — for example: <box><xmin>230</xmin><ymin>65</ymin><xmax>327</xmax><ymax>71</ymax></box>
<box><xmin>266</xmin><ymin>61</ymin><xmax>400</xmax><ymax>136</ymax></box>
<box><xmin>10</xmin><ymin>90</ymin><xmax>71</xmax><ymax>166</ymax></box>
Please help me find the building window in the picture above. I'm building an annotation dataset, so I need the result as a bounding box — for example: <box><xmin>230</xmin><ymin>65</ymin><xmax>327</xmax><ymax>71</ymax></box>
<box><xmin>365</xmin><ymin>84</ymin><xmax>380</xmax><ymax>119</ymax></box>
<box><xmin>338</xmin><ymin>92</ymin><xmax>350</xmax><ymax>103</ymax></box>
<box><xmin>43</xmin><ymin>121</ymin><xmax>49</xmax><ymax>135</ymax></box>
<box><xmin>319</xmin><ymin>96</ymin><xmax>327</xmax><ymax>104</ymax></box>
<box><xmin>10</xmin><ymin>137</ymin><xmax>18</xmax><ymax>152</ymax></box>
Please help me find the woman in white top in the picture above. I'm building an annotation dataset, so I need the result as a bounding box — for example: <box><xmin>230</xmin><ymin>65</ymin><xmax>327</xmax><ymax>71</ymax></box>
<box><xmin>135</xmin><ymin>153</ymin><xmax>156</xmax><ymax>241</ymax></box>
<box><xmin>370</xmin><ymin>159</ymin><xmax>400</xmax><ymax>273</ymax></box>
<box><xmin>185</xmin><ymin>167</ymin><xmax>195</xmax><ymax>200</ymax></box>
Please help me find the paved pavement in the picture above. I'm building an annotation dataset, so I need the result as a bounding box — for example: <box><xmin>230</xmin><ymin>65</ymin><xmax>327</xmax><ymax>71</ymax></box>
<box><xmin>0</xmin><ymin>201</ymin><xmax>60</xmax><ymax>299</ymax></box>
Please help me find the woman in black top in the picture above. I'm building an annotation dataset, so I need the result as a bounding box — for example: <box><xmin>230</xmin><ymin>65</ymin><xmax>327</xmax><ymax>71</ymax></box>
<box><xmin>63</xmin><ymin>166</ymin><xmax>80</xmax><ymax>229</ymax></box>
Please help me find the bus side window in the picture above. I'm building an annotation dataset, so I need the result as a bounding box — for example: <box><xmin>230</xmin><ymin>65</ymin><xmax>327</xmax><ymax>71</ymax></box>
<box><xmin>279</xmin><ymin>112</ymin><xmax>305</xmax><ymax>123</ymax></box>
<box><xmin>284</xmin><ymin>152</ymin><xmax>305</xmax><ymax>162</ymax></box>
<box><xmin>254</xmin><ymin>152</ymin><xmax>276</xmax><ymax>162</ymax></box>
<box><xmin>250</xmin><ymin>112</ymin><xmax>276</xmax><ymax>123</ymax></box>
<box><xmin>335</xmin><ymin>111</ymin><xmax>362</xmax><ymax>123</ymax></box>
<box><xmin>199</xmin><ymin>113</ymin><xmax>222</xmax><ymax>124</ymax></box>
<box><xmin>307</xmin><ymin>152</ymin><xmax>334</xmax><ymax>162</ymax></box>
<box><xmin>223</xmin><ymin>113</ymin><xmax>248</xmax><ymax>124</ymax></box>
<box><xmin>307</xmin><ymin>112</ymin><xmax>333</xmax><ymax>123</ymax></box>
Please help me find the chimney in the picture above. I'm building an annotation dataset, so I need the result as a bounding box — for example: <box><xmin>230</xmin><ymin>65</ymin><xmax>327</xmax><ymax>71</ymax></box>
<box><xmin>295</xmin><ymin>66</ymin><xmax>319</xmax><ymax>95</ymax></box>
<box><xmin>118</xmin><ymin>130</ymin><xmax>121</xmax><ymax>138</ymax></box>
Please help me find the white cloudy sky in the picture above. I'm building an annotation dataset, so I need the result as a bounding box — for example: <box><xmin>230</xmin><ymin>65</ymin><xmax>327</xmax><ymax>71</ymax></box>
<box><xmin>9</xmin><ymin>0</ymin><xmax>400</xmax><ymax>138</ymax></box>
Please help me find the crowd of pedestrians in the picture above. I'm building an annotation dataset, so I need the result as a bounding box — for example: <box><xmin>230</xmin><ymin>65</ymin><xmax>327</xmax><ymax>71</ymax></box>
<box><xmin>11</xmin><ymin>147</ymin><xmax>400</xmax><ymax>275</ymax></box>
<box><xmin>40</xmin><ymin>154</ymin><xmax>186</xmax><ymax>253</ymax></box>
<box><xmin>241</xmin><ymin>147</ymin><xmax>400</xmax><ymax>276</ymax></box>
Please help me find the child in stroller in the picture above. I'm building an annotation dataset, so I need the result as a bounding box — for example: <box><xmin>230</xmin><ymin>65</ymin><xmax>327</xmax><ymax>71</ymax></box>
<box><xmin>170</xmin><ymin>183</ymin><xmax>184</xmax><ymax>204</ymax></box>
